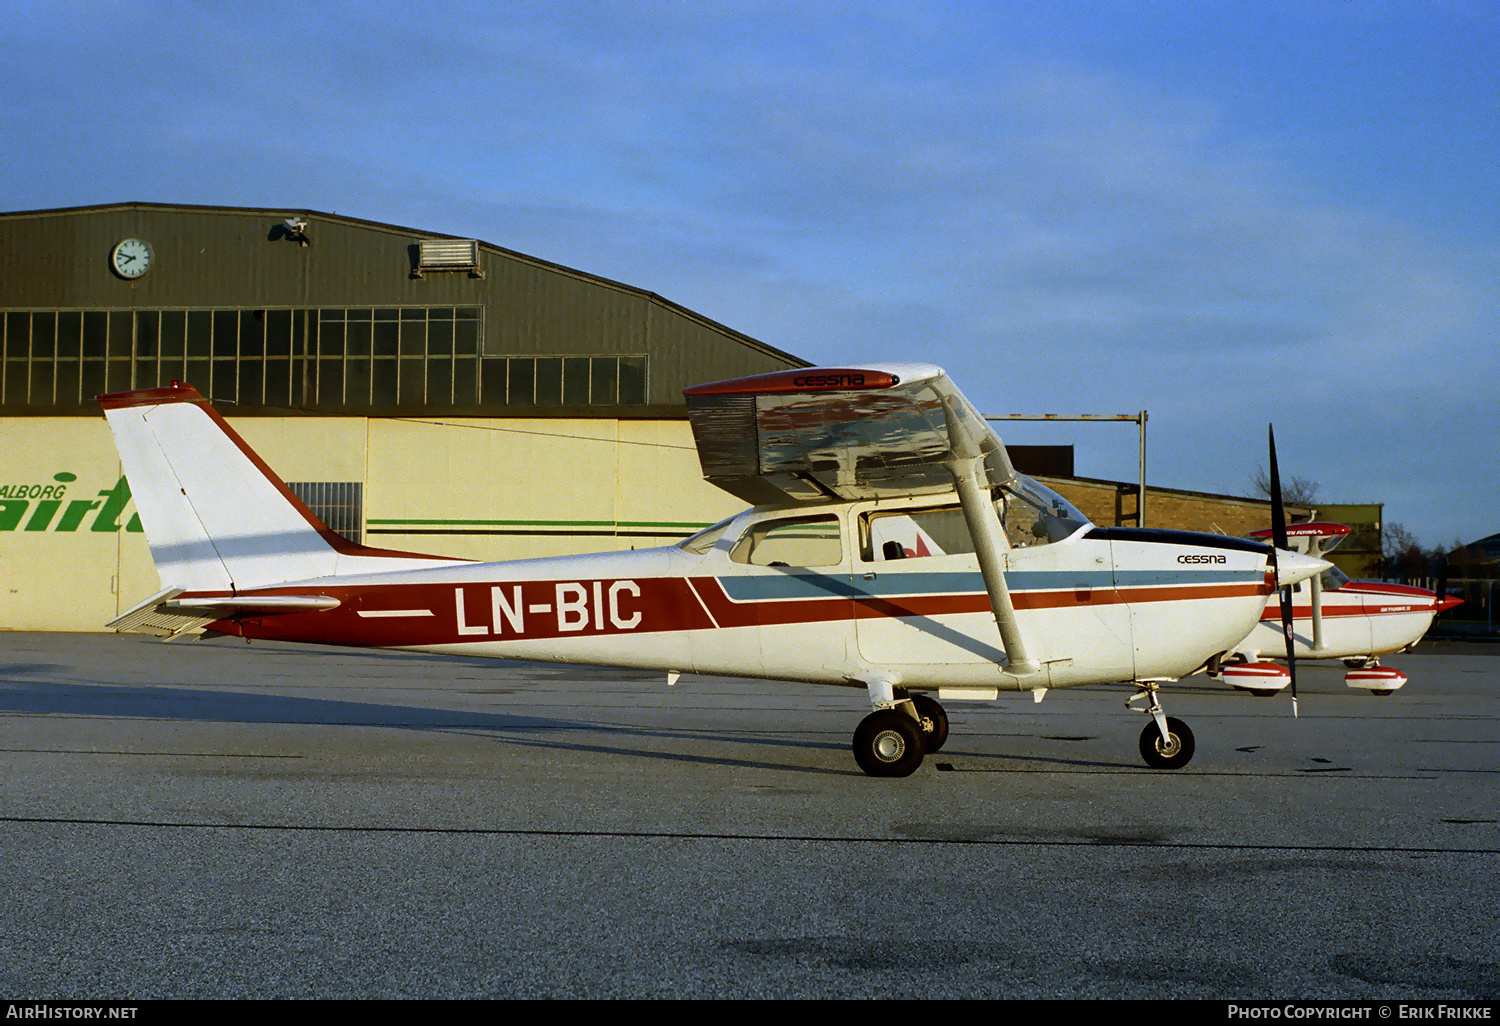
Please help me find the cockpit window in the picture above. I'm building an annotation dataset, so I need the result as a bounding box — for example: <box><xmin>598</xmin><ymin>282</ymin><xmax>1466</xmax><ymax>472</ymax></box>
<box><xmin>678</xmin><ymin>517</ymin><xmax>734</xmax><ymax>555</ymax></box>
<box><xmin>730</xmin><ymin>514</ymin><xmax>844</xmax><ymax>567</ymax></box>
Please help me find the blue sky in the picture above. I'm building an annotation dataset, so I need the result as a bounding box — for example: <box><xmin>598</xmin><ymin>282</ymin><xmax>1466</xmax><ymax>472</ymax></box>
<box><xmin>4</xmin><ymin>1</ymin><xmax>1496</xmax><ymax>549</ymax></box>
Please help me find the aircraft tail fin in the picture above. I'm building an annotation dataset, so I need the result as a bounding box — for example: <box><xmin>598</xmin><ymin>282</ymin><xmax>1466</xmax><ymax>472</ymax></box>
<box><xmin>100</xmin><ymin>385</ymin><xmax>459</xmax><ymax>593</ymax></box>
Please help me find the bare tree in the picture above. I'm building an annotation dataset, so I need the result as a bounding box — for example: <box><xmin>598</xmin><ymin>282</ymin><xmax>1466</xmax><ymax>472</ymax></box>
<box><xmin>1251</xmin><ymin>465</ymin><xmax>1319</xmax><ymax>505</ymax></box>
<box><xmin>1381</xmin><ymin>522</ymin><xmax>1442</xmax><ymax>580</ymax></box>
<box><xmin>1383</xmin><ymin>522</ymin><xmax>1419</xmax><ymax>563</ymax></box>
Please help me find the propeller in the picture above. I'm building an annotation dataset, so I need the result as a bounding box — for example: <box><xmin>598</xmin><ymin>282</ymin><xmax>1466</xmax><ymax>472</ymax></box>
<box><xmin>1268</xmin><ymin>425</ymin><xmax>1298</xmax><ymax>717</ymax></box>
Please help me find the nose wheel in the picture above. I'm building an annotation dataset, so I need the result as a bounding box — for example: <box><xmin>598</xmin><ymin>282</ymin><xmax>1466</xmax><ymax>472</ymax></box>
<box><xmin>1129</xmin><ymin>683</ymin><xmax>1196</xmax><ymax>770</ymax></box>
<box><xmin>1138</xmin><ymin>716</ymin><xmax>1194</xmax><ymax>769</ymax></box>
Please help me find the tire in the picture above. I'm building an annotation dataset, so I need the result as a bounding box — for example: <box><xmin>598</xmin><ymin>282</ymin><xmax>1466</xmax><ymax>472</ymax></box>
<box><xmin>853</xmin><ymin>710</ymin><xmax>926</xmax><ymax>777</ymax></box>
<box><xmin>1138</xmin><ymin>717</ymin><xmax>1195</xmax><ymax>770</ymax></box>
<box><xmin>910</xmin><ymin>694</ymin><xmax>950</xmax><ymax>754</ymax></box>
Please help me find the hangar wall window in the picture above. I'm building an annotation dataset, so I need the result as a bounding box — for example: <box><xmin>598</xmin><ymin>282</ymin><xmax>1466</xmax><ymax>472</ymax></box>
<box><xmin>287</xmin><ymin>481</ymin><xmax>363</xmax><ymax>544</ymax></box>
<box><xmin>315</xmin><ymin>307</ymin><xmax>482</xmax><ymax>407</ymax></box>
<box><xmin>477</xmin><ymin>354</ymin><xmax>647</xmax><ymax>407</ymax></box>
<box><xmin>1</xmin><ymin>308</ymin><xmax>649</xmax><ymax>411</ymax></box>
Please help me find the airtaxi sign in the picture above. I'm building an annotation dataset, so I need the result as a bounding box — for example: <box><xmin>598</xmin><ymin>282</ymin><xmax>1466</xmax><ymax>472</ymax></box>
<box><xmin>0</xmin><ymin>474</ymin><xmax>142</xmax><ymax>534</ymax></box>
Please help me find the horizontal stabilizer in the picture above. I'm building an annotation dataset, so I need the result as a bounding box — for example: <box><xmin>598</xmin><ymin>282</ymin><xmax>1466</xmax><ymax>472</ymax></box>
<box><xmin>108</xmin><ymin>588</ymin><xmax>341</xmax><ymax>638</ymax></box>
<box><xmin>107</xmin><ymin>587</ymin><xmax>214</xmax><ymax>639</ymax></box>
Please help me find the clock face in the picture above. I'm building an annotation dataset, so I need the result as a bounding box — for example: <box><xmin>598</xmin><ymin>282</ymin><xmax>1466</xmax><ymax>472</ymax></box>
<box><xmin>110</xmin><ymin>238</ymin><xmax>153</xmax><ymax>279</ymax></box>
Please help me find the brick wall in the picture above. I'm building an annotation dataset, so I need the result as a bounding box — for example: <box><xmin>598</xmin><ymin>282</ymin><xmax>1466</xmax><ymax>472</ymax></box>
<box><xmin>1038</xmin><ymin>476</ymin><xmax>1313</xmax><ymax>538</ymax></box>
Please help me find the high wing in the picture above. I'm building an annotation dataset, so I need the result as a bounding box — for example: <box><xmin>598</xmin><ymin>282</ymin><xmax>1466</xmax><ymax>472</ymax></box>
<box><xmin>683</xmin><ymin>363</ymin><xmax>1017</xmax><ymax>507</ymax></box>
<box><xmin>685</xmin><ymin>363</ymin><xmax>1039</xmax><ymax>673</ymax></box>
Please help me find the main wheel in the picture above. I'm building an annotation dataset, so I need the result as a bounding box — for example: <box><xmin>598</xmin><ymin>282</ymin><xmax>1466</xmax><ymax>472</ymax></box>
<box><xmin>1138</xmin><ymin>717</ymin><xmax>1195</xmax><ymax>770</ymax></box>
<box><xmin>910</xmin><ymin>694</ymin><xmax>950</xmax><ymax>753</ymax></box>
<box><xmin>853</xmin><ymin>710</ymin><xmax>926</xmax><ymax>777</ymax></box>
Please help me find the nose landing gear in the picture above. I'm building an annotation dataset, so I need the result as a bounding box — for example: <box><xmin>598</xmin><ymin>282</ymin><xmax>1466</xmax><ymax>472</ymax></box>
<box><xmin>1128</xmin><ymin>683</ymin><xmax>1195</xmax><ymax>770</ymax></box>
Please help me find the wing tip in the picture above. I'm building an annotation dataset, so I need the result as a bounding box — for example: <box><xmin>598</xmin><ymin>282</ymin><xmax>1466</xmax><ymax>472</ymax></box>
<box><xmin>683</xmin><ymin>363</ymin><xmax>944</xmax><ymax>398</ymax></box>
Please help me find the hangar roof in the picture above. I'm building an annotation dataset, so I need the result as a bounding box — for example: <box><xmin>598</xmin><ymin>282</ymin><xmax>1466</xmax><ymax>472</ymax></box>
<box><xmin>0</xmin><ymin>202</ymin><xmax>808</xmax><ymax>416</ymax></box>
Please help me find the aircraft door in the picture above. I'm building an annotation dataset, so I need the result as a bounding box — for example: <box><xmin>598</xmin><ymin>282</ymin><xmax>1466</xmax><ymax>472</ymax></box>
<box><xmin>852</xmin><ymin>505</ymin><xmax>1000</xmax><ymax>666</ymax></box>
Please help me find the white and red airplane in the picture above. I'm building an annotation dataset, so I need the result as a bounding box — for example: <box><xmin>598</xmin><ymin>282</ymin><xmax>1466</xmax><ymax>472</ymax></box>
<box><xmin>98</xmin><ymin>364</ymin><xmax>1330</xmax><ymax>776</ymax></box>
<box><xmin>1216</xmin><ymin>522</ymin><xmax>1461</xmax><ymax>697</ymax></box>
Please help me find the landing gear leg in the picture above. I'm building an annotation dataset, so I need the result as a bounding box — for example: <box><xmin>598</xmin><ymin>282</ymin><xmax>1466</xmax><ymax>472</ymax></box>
<box><xmin>910</xmin><ymin>694</ymin><xmax>949</xmax><ymax>754</ymax></box>
<box><xmin>1127</xmin><ymin>683</ymin><xmax>1195</xmax><ymax>770</ymax></box>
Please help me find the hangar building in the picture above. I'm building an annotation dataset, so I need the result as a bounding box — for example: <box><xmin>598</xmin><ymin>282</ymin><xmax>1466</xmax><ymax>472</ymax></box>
<box><xmin>0</xmin><ymin>203</ymin><xmax>806</xmax><ymax>630</ymax></box>
<box><xmin>2</xmin><ymin>202</ymin><xmax>1312</xmax><ymax>632</ymax></box>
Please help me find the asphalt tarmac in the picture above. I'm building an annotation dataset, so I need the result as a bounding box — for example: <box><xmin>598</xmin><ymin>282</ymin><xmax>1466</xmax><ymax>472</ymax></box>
<box><xmin>1</xmin><ymin>631</ymin><xmax>1496</xmax><ymax>999</ymax></box>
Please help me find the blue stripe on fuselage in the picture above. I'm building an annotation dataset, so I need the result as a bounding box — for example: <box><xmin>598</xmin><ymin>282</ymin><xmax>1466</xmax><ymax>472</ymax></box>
<box><xmin>716</xmin><ymin>568</ymin><xmax>1260</xmax><ymax>603</ymax></box>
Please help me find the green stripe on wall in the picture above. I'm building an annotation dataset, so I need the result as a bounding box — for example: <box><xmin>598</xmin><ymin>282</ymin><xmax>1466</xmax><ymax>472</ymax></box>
<box><xmin>364</xmin><ymin>517</ymin><xmax>712</xmax><ymax>538</ymax></box>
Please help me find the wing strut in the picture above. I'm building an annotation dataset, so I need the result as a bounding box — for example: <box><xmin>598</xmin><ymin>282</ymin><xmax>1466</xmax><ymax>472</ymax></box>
<box><xmin>942</xmin><ymin>396</ymin><xmax>1040</xmax><ymax>676</ymax></box>
<box><xmin>1309</xmin><ymin>567</ymin><xmax>1324</xmax><ymax>653</ymax></box>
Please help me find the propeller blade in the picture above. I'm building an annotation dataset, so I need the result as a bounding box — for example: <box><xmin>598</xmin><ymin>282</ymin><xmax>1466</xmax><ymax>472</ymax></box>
<box><xmin>1268</xmin><ymin>425</ymin><xmax>1286</xmax><ymax>549</ymax></box>
<box><xmin>1269</xmin><ymin>425</ymin><xmax>1298</xmax><ymax>717</ymax></box>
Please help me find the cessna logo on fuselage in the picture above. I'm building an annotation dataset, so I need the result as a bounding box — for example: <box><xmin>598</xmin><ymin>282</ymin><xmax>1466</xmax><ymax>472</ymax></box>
<box><xmin>794</xmin><ymin>373</ymin><xmax>864</xmax><ymax>389</ymax></box>
<box><xmin>1177</xmin><ymin>554</ymin><xmax>1227</xmax><ymax>564</ymax></box>
<box><xmin>454</xmin><ymin>581</ymin><xmax>643</xmax><ymax>638</ymax></box>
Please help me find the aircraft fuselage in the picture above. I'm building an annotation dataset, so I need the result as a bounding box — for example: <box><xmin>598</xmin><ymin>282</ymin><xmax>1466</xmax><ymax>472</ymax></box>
<box><xmin>203</xmin><ymin>498</ymin><xmax>1283</xmax><ymax>695</ymax></box>
<box><xmin>1235</xmin><ymin>579</ymin><xmax>1449</xmax><ymax>661</ymax></box>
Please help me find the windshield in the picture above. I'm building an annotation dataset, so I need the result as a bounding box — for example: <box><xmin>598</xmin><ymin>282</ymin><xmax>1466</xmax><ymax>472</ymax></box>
<box><xmin>1001</xmin><ymin>476</ymin><xmax>1091</xmax><ymax>545</ymax></box>
<box><xmin>1319</xmin><ymin>566</ymin><xmax>1350</xmax><ymax>591</ymax></box>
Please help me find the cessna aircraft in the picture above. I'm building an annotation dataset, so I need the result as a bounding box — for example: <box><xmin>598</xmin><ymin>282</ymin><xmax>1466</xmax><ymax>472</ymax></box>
<box><xmin>99</xmin><ymin>364</ymin><xmax>1329</xmax><ymax>777</ymax></box>
<box><xmin>1216</xmin><ymin>522</ymin><xmax>1461</xmax><ymax>697</ymax></box>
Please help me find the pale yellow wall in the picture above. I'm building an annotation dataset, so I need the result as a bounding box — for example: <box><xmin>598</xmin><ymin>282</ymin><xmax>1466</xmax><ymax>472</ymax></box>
<box><xmin>362</xmin><ymin>418</ymin><xmax>744</xmax><ymax>562</ymax></box>
<box><xmin>0</xmin><ymin>418</ymin><xmax>149</xmax><ymax>630</ymax></box>
<box><xmin>616</xmin><ymin>420</ymin><xmax>745</xmax><ymax>543</ymax></box>
<box><xmin>1</xmin><ymin>414</ymin><xmax>746</xmax><ymax>631</ymax></box>
<box><xmin>228</xmin><ymin>417</ymin><xmax>369</xmax><ymax>483</ymax></box>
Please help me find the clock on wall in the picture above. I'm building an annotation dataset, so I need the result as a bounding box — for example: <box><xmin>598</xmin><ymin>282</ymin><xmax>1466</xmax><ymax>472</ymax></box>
<box><xmin>110</xmin><ymin>238</ymin><xmax>154</xmax><ymax>279</ymax></box>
